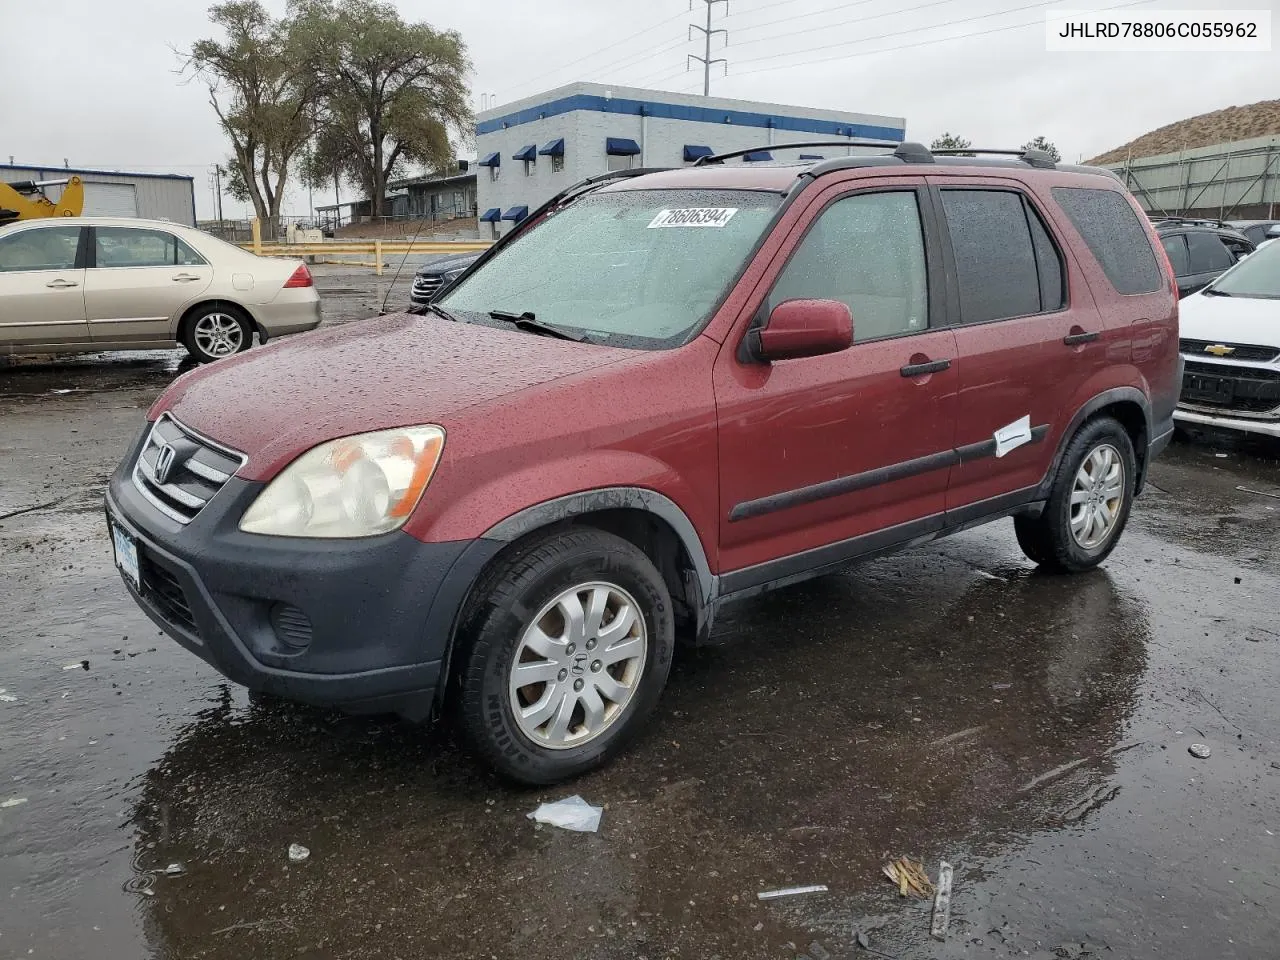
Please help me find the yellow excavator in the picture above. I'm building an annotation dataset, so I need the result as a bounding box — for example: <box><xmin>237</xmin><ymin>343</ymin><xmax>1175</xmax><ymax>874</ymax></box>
<box><xmin>0</xmin><ymin>176</ymin><xmax>84</xmax><ymax>226</ymax></box>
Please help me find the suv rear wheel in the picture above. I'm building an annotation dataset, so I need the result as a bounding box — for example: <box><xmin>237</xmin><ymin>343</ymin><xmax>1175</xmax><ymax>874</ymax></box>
<box><xmin>456</xmin><ymin>529</ymin><xmax>674</xmax><ymax>784</ymax></box>
<box><xmin>1014</xmin><ymin>416</ymin><xmax>1137</xmax><ymax>573</ymax></box>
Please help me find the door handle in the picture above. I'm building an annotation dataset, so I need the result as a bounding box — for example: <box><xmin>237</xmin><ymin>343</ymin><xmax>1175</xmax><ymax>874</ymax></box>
<box><xmin>172</xmin><ymin>274</ymin><xmax>202</xmax><ymax>282</ymax></box>
<box><xmin>46</xmin><ymin>279</ymin><xmax>79</xmax><ymax>289</ymax></box>
<box><xmin>1063</xmin><ymin>331</ymin><xmax>1100</xmax><ymax>346</ymax></box>
<box><xmin>900</xmin><ymin>358</ymin><xmax>951</xmax><ymax>378</ymax></box>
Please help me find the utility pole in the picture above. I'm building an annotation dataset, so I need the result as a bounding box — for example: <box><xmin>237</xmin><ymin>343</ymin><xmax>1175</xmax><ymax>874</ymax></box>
<box><xmin>688</xmin><ymin>0</ymin><xmax>729</xmax><ymax>97</ymax></box>
<box><xmin>212</xmin><ymin>164</ymin><xmax>224</xmax><ymax>227</ymax></box>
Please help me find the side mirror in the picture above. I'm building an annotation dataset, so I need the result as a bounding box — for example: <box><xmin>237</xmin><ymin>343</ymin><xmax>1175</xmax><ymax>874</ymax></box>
<box><xmin>751</xmin><ymin>299</ymin><xmax>853</xmax><ymax>362</ymax></box>
<box><xmin>1266</xmin><ymin>225</ymin><xmax>1280</xmax><ymax>238</ymax></box>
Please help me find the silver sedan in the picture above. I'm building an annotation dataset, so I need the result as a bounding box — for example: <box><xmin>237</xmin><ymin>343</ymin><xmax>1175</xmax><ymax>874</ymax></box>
<box><xmin>0</xmin><ymin>217</ymin><xmax>321</xmax><ymax>363</ymax></box>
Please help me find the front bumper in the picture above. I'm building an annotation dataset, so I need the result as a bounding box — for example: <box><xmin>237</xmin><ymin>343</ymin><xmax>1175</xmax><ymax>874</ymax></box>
<box><xmin>106</xmin><ymin>425</ymin><xmax>502</xmax><ymax>718</ymax></box>
<box><xmin>1174</xmin><ymin>406</ymin><xmax>1280</xmax><ymax>438</ymax></box>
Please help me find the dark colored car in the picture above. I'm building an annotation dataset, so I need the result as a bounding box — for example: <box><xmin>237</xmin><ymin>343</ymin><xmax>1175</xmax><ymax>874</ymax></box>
<box><xmin>409</xmin><ymin>251</ymin><xmax>481</xmax><ymax>307</ymax></box>
<box><xmin>107</xmin><ymin>142</ymin><xmax>1179</xmax><ymax>783</ymax></box>
<box><xmin>1228</xmin><ymin>219</ymin><xmax>1280</xmax><ymax>246</ymax></box>
<box><xmin>1153</xmin><ymin>218</ymin><xmax>1253</xmax><ymax>297</ymax></box>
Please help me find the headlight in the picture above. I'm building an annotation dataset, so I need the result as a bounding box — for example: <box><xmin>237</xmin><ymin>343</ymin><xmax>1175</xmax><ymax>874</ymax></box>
<box><xmin>239</xmin><ymin>426</ymin><xmax>445</xmax><ymax>537</ymax></box>
<box><xmin>443</xmin><ymin>268</ymin><xmax>466</xmax><ymax>281</ymax></box>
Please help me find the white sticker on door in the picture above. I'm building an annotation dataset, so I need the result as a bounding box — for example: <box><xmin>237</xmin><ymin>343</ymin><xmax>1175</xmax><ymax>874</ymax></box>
<box><xmin>647</xmin><ymin>208</ymin><xmax>738</xmax><ymax>228</ymax></box>
<box><xmin>993</xmin><ymin>415</ymin><xmax>1033</xmax><ymax>458</ymax></box>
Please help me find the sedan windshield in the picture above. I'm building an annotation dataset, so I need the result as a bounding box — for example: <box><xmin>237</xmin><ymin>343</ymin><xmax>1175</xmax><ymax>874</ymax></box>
<box><xmin>439</xmin><ymin>189</ymin><xmax>781</xmax><ymax>347</ymax></box>
<box><xmin>1209</xmin><ymin>238</ymin><xmax>1280</xmax><ymax>299</ymax></box>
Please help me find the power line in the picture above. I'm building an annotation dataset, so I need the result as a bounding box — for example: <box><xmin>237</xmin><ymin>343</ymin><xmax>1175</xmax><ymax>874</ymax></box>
<box><xmin>504</xmin><ymin>5</ymin><xmax>691</xmax><ymax>97</ymax></box>
<box><xmin>729</xmin><ymin>0</ymin><xmax>969</xmax><ymax>51</ymax></box>
<box><xmin>640</xmin><ymin>0</ymin><xmax>1157</xmax><ymax>85</ymax></box>
<box><xmin>726</xmin><ymin>0</ymin><xmax>1160</xmax><ymax>76</ymax></box>
<box><xmin>729</xmin><ymin>0</ymin><xmax>900</xmax><ymax>38</ymax></box>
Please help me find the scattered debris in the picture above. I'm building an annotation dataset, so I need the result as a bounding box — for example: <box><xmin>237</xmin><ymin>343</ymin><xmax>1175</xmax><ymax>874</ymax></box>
<box><xmin>287</xmin><ymin>843</ymin><xmax>310</xmax><ymax>862</ymax></box>
<box><xmin>526</xmin><ymin>795</ymin><xmax>603</xmax><ymax>833</ymax></box>
<box><xmin>808</xmin><ymin>941</ymin><xmax>832</xmax><ymax>960</ymax></box>
<box><xmin>757</xmin><ymin>885</ymin><xmax>828</xmax><ymax>900</ymax></box>
<box><xmin>882</xmin><ymin>857</ymin><xmax>933</xmax><ymax>898</ymax></box>
<box><xmin>930</xmin><ymin>861</ymin><xmax>954</xmax><ymax>940</ymax></box>
<box><xmin>1215</xmin><ymin>453</ymin><xmax>1228</xmax><ymax>458</ymax></box>
<box><xmin>1189</xmin><ymin>743</ymin><xmax>1212</xmax><ymax>759</ymax></box>
<box><xmin>1019</xmin><ymin>757</ymin><xmax>1089</xmax><ymax>793</ymax></box>
<box><xmin>62</xmin><ymin>660</ymin><xmax>89</xmax><ymax>671</ymax></box>
<box><xmin>930</xmin><ymin>725</ymin><xmax>987</xmax><ymax>747</ymax></box>
<box><xmin>0</xmin><ymin>689</ymin><xmax>16</xmax><ymax>703</ymax></box>
<box><xmin>857</xmin><ymin>931</ymin><xmax>871</xmax><ymax>950</ymax></box>
<box><xmin>1234</xmin><ymin>576</ymin><xmax>1243</xmax><ymax>585</ymax></box>
<box><xmin>992</xmin><ymin>683</ymin><xmax>1012</xmax><ymax>690</ymax></box>
<box><xmin>1236</xmin><ymin>485</ymin><xmax>1280</xmax><ymax>500</ymax></box>
<box><xmin>164</xmin><ymin>862</ymin><xmax>186</xmax><ymax>876</ymax></box>
<box><xmin>1</xmin><ymin>797</ymin><xmax>29</xmax><ymax>809</ymax></box>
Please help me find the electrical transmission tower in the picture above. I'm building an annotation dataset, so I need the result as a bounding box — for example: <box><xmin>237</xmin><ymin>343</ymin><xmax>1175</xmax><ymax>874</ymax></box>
<box><xmin>688</xmin><ymin>0</ymin><xmax>729</xmax><ymax>97</ymax></box>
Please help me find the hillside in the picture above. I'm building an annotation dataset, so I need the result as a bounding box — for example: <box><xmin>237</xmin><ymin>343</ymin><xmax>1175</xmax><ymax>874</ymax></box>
<box><xmin>1087</xmin><ymin>99</ymin><xmax>1280</xmax><ymax>166</ymax></box>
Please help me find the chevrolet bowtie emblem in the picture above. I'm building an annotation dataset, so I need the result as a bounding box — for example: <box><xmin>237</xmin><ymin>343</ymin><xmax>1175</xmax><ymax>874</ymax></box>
<box><xmin>1204</xmin><ymin>344</ymin><xmax>1235</xmax><ymax>357</ymax></box>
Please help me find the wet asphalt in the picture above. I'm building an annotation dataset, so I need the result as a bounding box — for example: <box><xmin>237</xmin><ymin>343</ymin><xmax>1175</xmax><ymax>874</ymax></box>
<box><xmin>1</xmin><ymin>266</ymin><xmax>1279</xmax><ymax>960</ymax></box>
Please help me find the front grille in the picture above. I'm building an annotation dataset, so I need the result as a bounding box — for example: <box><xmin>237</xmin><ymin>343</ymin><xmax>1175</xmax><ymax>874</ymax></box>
<box><xmin>139</xmin><ymin>551</ymin><xmax>197</xmax><ymax>635</ymax></box>
<box><xmin>1180</xmin><ymin>338</ymin><xmax>1280</xmax><ymax>363</ymax></box>
<box><xmin>1181</xmin><ymin>360</ymin><xmax>1280</xmax><ymax>415</ymax></box>
<box><xmin>411</xmin><ymin>275</ymin><xmax>445</xmax><ymax>302</ymax></box>
<box><xmin>131</xmin><ymin>414</ymin><xmax>245</xmax><ymax>524</ymax></box>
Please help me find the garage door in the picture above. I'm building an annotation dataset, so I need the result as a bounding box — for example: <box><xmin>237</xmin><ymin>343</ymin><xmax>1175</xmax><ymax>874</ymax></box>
<box><xmin>80</xmin><ymin>182</ymin><xmax>138</xmax><ymax>218</ymax></box>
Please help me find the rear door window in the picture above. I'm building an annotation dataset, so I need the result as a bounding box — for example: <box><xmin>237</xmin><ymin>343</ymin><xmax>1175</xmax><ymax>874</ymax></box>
<box><xmin>93</xmin><ymin>227</ymin><xmax>206</xmax><ymax>268</ymax></box>
<box><xmin>939</xmin><ymin>189</ymin><xmax>1062</xmax><ymax>324</ymax></box>
<box><xmin>767</xmin><ymin>190</ymin><xmax>928</xmax><ymax>341</ymax></box>
<box><xmin>1161</xmin><ymin>235</ymin><xmax>1190</xmax><ymax>276</ymax></box>
<box><xmin>1184</xmin><ymin>232</ymin><xmax>1234</xmax><ymax>273</ymax></box>
<box><xmin>1051</xmin><ymin>187</ymin><xmax>1161</xmax><ymax>295</ymax></box>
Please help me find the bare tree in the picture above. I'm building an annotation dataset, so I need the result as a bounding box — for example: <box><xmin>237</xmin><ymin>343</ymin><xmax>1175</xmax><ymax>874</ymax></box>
<box><xmin>184</xmin><ymin>1</ymin><xmax>318</xmax><ymax>237</ymax></box>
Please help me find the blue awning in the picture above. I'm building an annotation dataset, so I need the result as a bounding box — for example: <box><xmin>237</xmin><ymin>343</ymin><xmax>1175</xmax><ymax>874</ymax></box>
<box><xmin>502</xmin><ymin>205</ymin><xmax>529</xmax><ymax>222</ymax></box>
<box><xmin>606</xmin><ymin>137</ymin><xmax>641</xmax><ymax>156</ymax></box>
<box><xmin>743</xmin><ymin>150</ymin><xmax>773</xmax><ymax>162</ymax></box>
<box><xmin>798</xmin><ymin>154</ymin><xmax>825</xmax><ymax>160</ymax></box>
<box><xmin>683</xmin><ymin>144</ymin><xmax>714</xmax><ymax>162</ymax></box>
<box><xmin>479</xmin><ymin>207</ymin><xmax>502</xmax><ymax>223</ymax></box>
<box><xmin>513</xmin><ymin>144</ymin><xmax>537</xmax><ymax>162</ymax></box>
<box><xmin>478</xmin><ymin>152</ymin><xmax>501</xmax><ymax>167</ymax></box>
<box><xmin>538</xmin><ymin>138</ymin><xmax>565</xmax><ymax>156</ymax></box>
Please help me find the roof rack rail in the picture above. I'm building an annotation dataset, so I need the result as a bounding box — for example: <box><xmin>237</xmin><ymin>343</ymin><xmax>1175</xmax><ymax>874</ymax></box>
<box><xmin>1150</xmin><ymin>215</ymin><xmax>1229</xmax><ymax>228</ymax></box>
<box><xmin>693</xmin><ymin>140</ymin><xmax>903</xmax><ymax>166</ymax></box>
<box><xmin>931</xmin><ymin>147</ymin><xmax>1057</xmax><ymax>169</ymax></box>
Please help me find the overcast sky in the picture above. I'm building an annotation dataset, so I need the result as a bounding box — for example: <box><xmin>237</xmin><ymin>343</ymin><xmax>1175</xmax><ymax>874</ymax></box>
<box><xmin>5</xmin><ymin>0</ymin><xmax>1277</xmax><ymax>220</ymax></box>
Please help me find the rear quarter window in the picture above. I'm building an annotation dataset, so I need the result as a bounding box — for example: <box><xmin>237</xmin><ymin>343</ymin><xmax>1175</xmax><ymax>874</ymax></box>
<box><xmin>1051</xmin><ymin>187</ymin><xmax>1162</xmax><ymax>295</ymax></box>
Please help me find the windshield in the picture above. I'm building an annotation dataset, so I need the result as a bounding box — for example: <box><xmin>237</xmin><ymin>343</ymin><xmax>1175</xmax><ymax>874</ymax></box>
<box><xmin>1210</xmin><ymin>238</ymin><xmax>1280</xmax><ymax>299</ymax></box>
<box><xmin>440</xmin><ymin>188</ymin><xmax>782</xmax><ymax>347</ymax></box>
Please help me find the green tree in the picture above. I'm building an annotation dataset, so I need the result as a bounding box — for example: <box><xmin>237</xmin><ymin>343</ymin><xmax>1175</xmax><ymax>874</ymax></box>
<box><xmin>184</xmin><ymin>2</ymin><xmax>318</xmax><ymax>237</ymax></box>
<box><xmin>293</xmin><ymin>0</ymin><xmax>472</xmax><ymax>218</ymax></box>
<box><xmin>930</xmin><ymin>132</ymin><xmax>974</xmax><ymax>156</ymax></box>
<box><xmin>1022</xmin><ymin>136</ymin><xmax>1062</xmax><ymax>162</ymax></box>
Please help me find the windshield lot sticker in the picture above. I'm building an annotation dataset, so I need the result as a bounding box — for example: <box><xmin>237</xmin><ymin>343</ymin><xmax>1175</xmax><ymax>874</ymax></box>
<box><xmin>647</xmin><ymin>208</ymin><xmax>739</xmax><ymax>228</ymax></box>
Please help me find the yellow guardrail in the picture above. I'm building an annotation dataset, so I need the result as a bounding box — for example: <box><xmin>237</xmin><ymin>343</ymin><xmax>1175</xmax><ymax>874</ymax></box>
<box><xmin>237</xmin><ymin>220</ymin><xmax>492</xmax><ymax>274</ymax></box>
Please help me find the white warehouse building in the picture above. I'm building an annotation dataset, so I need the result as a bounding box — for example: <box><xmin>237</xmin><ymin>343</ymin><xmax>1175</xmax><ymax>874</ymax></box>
<box><xmin>474</xmin><ymin>82</ymin><xmax>905</xmax><ymax>234</ymax></box>
<box><xmin>1</xmin><ymin>163</ymin><xmax>196</xmax><ymax>225</ymax></box>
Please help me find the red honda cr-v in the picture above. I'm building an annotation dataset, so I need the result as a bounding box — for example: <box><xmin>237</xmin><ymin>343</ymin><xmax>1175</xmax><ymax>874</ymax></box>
<box><xmin>107</xmin><ymin>142</ymin><xmax>1179</xmax><ymax>783</ymax></box>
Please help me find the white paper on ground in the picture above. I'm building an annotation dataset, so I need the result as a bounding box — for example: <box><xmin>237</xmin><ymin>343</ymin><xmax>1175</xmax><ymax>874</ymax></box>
<box><xmin>527</xmin><ymin>795</ymin><xmax>602</xmax><ymax>833</ymax></box>
<box><xmin>993</xmin><ymin>415</ymin><xmax>1032</xmax><ymax>458</ymax></box>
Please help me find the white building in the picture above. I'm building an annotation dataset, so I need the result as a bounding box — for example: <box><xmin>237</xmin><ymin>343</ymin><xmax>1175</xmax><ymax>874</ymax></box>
<box><xmin>474</xmin><ymin>82</ymin><xmax>905</xmax><ymax>235</ymax></box>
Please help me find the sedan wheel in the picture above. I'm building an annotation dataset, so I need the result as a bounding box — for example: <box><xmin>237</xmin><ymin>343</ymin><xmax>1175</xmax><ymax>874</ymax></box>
<box><xmin>193</xmin><ymin>312</ymin><xmax>245</xmax><ymax>358</ymax></box>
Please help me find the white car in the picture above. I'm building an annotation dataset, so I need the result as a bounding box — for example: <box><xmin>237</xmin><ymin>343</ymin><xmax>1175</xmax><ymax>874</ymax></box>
<box><xmin>1176</xmin><ymin>239</ymin><xmax>1280</xmax><ymax>437</ymax></box>
<box><xmin>0</xmin><ymin>217</ymin><xmax>321</xmax><ymax>363</ymax></box>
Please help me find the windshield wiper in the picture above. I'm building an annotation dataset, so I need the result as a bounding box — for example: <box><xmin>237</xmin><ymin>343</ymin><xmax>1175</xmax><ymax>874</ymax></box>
<box><xmin>1201</xmin><ymin>287</ymin><xmax>1233</xmax><ymax>297</ymax></box>
<box><xmin>488</xmin><ymin>310</ymin><xmax>585</xmax><ymax>342</ymax></box>
<box><xmin>428</xmin><ymin>302</ymin><xmax>461</xmax><ymax>322</ymax></box>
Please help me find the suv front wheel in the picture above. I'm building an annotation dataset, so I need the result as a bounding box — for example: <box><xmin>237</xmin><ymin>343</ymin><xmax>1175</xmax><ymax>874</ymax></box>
<box><xmin>1014</xmin><ymin>416</ymin><xmax>1137</xmax><ymax>573</ymax></box>
<box><xmin>455</xmin><ymin>529</ymin><xmax>674</xmax><ymax>784</ymax></box>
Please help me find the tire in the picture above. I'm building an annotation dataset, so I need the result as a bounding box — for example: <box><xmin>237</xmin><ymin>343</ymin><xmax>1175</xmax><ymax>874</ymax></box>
<box><xmin>1014</xmin><ymin>416</ymin><xmax>1137</xmax><ymax>573</ymax></box>
<box><xmin>182</xmin><ymin>304</ymin><xmax>252</xmax><ymax>363</ymax></box>
<box><xmin>455</xmin><ymin>528</ymin><xmax>674</xmax><ymax>784</ymax></box>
